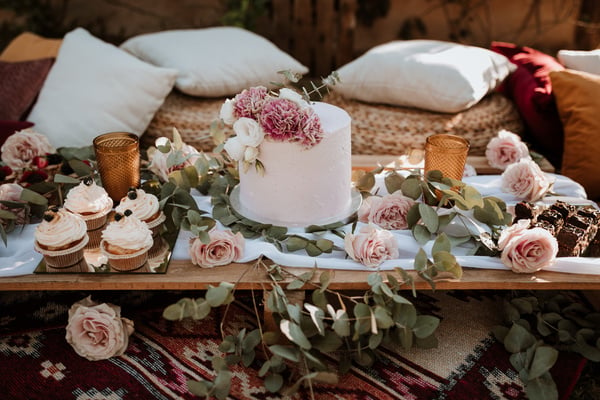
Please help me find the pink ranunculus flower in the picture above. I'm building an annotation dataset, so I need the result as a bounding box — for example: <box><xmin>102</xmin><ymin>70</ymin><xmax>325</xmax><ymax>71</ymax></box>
<box><xmin>233</xmin><ymin>86</ymin><xmax>269</xmax><ymax>120</ymax></box>
<box><xmin>344</xmin><ymin>224</ymin><xmax>399</xmax><ymax>268</ymax></box>
<box><xmin>65</xmin><ymin>296</ymin><xmax>134</xmax><ymax>361</ymax></box>
<box><xmin>148</xmin><ymin>137</ymin><xmax>202</xmax><ymax>182</ymax></box>
<box><xmin>1</xmin><ymin>128</ymin><xmax>55</xmax><ymax>170</ymax></box>
<box><xmin>358</xmin><ymin>192</ymin><xmax>416</xmax><ymax>230</ymax></box>
<box><xmin>485</xmin><ymin>130</ymin><xmax>530</xmax><ymax>170</ymax></box>
<box><xmin>501</xmin><ymin>158</ymin><xmax>553</xmax><ymax>202</ymax></box>
<box><xmin>498</xmin><ymin>219</ymin><xmax>558</xmax><ymax>273</ymax></box>
<box><xmin>189</xmin><ymin>229</ymin><xmax>245</xmax><ymax>268</ymax></box>
<box><xmin>259</xmin><ymin>98</ymin><xmax>304</xmax><ymax>142</ymax></box>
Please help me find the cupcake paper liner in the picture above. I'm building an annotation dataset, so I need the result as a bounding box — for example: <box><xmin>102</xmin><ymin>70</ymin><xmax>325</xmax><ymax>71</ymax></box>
<box><xmin>146</xmin><ymin>212</ymin><xmax>166</xmax><ymax>236</ymax></box>
<box><xmin>100</xmin><ymin>240</ymin><xmax>151</xmax><ymax>272</ymax></box>
<box><xmin>81</xmin><ymin>210</ymin><xmax>110</xmax><ymax>231</ymax></box>
<box><xmin>85</xmin><ymin>226</ymin><xmax>104</xmax><ymax>250</ymax></box>
<box><xmin>35</xmin><ymin>235</ymin><xmax>89</xmax><ymax>270</ymax></box>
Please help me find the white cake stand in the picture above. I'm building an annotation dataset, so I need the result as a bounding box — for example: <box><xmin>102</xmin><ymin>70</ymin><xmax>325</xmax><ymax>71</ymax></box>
<box><xmin>229</xmin><ymin>186</ymin><xmax>362</xmax><ymax>228</ymax></box>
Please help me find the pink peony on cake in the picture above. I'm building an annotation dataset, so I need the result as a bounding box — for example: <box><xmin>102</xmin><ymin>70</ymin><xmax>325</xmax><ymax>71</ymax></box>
<box><xmin>221</xmin><ymin>87</ymin><xmax>353</xmax><ymax>227</ymax></box>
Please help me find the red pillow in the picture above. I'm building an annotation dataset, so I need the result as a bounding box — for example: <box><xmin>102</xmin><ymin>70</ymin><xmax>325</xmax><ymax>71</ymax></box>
<box><xmin>0</xmin><ymin>120</ymin><xmax>34</xmax><ymax>149</ymax></box>
<box><xmin>0</xmin><ymin>58</ymin><xmax>54</xmax><ymax>121</ymax></box>
<box><xmin>491</xmin><ymin>42</ymin><xmax>565</xmax><ymax>168</ymax></box>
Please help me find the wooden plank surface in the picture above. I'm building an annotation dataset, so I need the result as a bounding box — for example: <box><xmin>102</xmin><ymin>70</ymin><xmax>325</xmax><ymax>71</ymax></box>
<box><xmin>2</xmin><ymin>261</ymin><xmax>600</xmax><ymax>291</ymax></box>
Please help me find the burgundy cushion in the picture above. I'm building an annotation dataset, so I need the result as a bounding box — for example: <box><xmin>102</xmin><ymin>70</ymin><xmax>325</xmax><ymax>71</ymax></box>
<box><xmin>0</xmin><ymin>120</ymin><xmax>35</xmax><ymax>149</ymax></box>
<box><xmin>491</xmin><ymin>42</ymin><xmax>565</xmax><ymax>168</ymax></box>
<box><xmin>0</xmin><ymin>58</ymin><xmax>54</xmax><ymax>121</ymax></box>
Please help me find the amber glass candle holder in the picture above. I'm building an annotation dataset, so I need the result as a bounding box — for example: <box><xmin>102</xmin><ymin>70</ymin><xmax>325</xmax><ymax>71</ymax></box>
<box><xmin>93</xmin><ymin>132</ymin><xmax>140</xmax><ymax>203</ymax></box>
<box><xmin>424</xmin><ymin>134</ymin><xmax>470</xmax><ymax>181</ymax></box>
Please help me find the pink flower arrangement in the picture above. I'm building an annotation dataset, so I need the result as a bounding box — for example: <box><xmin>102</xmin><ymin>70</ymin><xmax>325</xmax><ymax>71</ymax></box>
<box><xmin>65</xmin><ymin>296</ymin><xmax>134</xmax><ymax>361</ymax></box>
<box><xmin>220</xmin><ymin>86</ymin><xmax>324</xmax><ymax>165</ymax></box>
<box><xmin>485</xmin><ymin>130</ymin><xmax>530</xmax><ymax>170</ymax></box>
<box><xmin>501</xmin><ymin>158</ymin><xmax>553</xmax><ymax>202</ymax></box>
<box><xmin>1</xmin><ymin>128</ymin><xmax>55</xmax><ymax>170</ymax></box>
<box><xmin>498</xmin><ymin>219</ymin><xmax>558</xmax><ymax>273</ymax></box>
<box><xmin>344</xmin><ymin>224</ymin><xmax>399</xmax><ymax>268</ymax></box>
<box><xmin>358</xmin><ymin>192</ymin><xmax>416</xmax><ymax>230</ymax></box>
<box><xmin>189</xmin><ymin>229</ymin><xmax>245</xmax><ymax>268</ymax></box>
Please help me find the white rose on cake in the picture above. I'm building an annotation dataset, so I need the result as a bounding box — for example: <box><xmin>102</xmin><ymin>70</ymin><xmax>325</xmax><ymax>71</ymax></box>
<box><xmin>233</xmin><ymin>117</ymin><xmax>265</xmax><ymax>147</ymax></box>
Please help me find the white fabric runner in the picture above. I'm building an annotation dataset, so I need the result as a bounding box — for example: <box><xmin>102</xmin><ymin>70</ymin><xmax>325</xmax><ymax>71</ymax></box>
<box><xmin>2</xmin><ymin>173</ymin><xmax>598</xmax><ymax>277</ymax></box>
<box><xmin>171</xmin><ymin>173</ymin><xmax>600</xmax><ymax>275</ymax></box>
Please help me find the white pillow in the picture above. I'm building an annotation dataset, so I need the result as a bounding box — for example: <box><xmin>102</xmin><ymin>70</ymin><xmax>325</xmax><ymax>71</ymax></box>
<box><xmin>120</xmin><ymin>27</ymin><xmax>308</xmax><ymax>97</ymax></box>
<box><xmin>557</xmin><ymin>49</ymin><xmax>600</xmax><ymax>75</ymax></box>
<box><xmin>334</xmin><ymin>40</ymin><xmax>515</xmax><ymax>113</ymax></box>
<box><xmin>28</xmin><ymin>28</ymin><xmax>177</xmax><ymax>148</ymax></box>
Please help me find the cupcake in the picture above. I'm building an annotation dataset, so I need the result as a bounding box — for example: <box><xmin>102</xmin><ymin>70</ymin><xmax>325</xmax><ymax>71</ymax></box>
<box><xmin>34</xmin><ymin>207</ymin><xmax>90</xmax><ymax>272</ymax></box>
<box><xmin>64</xmin><ymin>178</ymin><xmax>113</xmax><ymax>230</ymax></box>
<box><xmin>100</xmin><ymin>210</ymin><xmax>153</xmax><ymax>272</ymax></box>
<box><xmin>116</xmin><ymin>187</ymin><xmax>166</xmax><ymax>258</ymax></box>
<box><xmin>64</xmin><ymin>178</ymin><xmax>113</xmax><ymax>249</ymax></box>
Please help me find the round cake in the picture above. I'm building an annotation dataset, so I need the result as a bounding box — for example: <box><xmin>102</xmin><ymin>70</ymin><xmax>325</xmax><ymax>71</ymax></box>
<box><xmin>236</xmin><ymin>102</ymin><xmax>352</xmax><ymax>226</ymax></box>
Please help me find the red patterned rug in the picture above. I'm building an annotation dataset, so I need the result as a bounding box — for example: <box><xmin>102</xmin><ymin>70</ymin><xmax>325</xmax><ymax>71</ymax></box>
<box><xmin>0</xmin><ymin>290</ymin><xmax>587</xmax><ymax>399</ymax></box>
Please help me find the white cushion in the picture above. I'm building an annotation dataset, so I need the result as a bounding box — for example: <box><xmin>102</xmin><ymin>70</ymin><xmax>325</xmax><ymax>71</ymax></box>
<box><xmin>120</xmin><ymin>27</ymin><xmax>308</xmax><ymax>97</ymax></box>
<box><xmin>28</xmin><ymin>28</ymin><xmax>177</xmax><ymax>148</ymax></box>
<box><xmin>557</xmin><ymin>49</ymin><xmax>600</xmax><ymax>75</ymax></box>
<box><xmin>334</xmin><ymin>40</ymin><xmax>515</xmax><ymax>113</ymax></box>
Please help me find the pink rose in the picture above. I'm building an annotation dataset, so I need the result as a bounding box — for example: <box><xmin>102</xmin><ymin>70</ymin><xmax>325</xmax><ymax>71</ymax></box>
<box><xmin>148</xmin><ymin>137</ymin><xmax>202</xmax><ymax>182</ymax></box>
<box><xmin>233</xmin><ymin>86</ymin><xmax>269</xmax><ymax>120</ymax></box>
<box><xmin>0</xmin><ymin>183</ymin><xmax>26</xmax><ymax>224</ymax></box>
<box><xmin>358</xmin><ymin>192</ymin><xmax>416</xmax><ymax>230</ymax></box>
<box><xmin>189</xmin><ymin>229</ymin><xmax>245</xmax><ymax>268</ymax></box>
<box><xmin>501</xmin><ymin>159</ymin><xmax>553</xmax><ymax>202</ymax></box>
<box><xmin>259</xmin><ymin>98</ymin><xmax>303</xmax><ymax>142</ymax></box>
<box><xmin>0</xmin><ymin>128</ymin><xmax>55</xmax><ymax>170</ymax></box>
<box><xmin>498</xmin><ymin>219</ymin><xmax>558</xmax><ymax>273</ymax></box>
<box><xmin>65</xmin><ymin>296</ymin><xmax>134</xmax><ymax>361</ymax></box>
<box><xmin>344</xmin><ymin>224</ymin><xmax>399</xmax><ymax>268</ymax></box>
<box><xmin>486</xmin><ymin>130</ymin><xmax>530</xmax><ymax>170</ymax></box>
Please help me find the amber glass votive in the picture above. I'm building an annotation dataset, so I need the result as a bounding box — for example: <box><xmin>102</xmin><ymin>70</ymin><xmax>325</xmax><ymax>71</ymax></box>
<box><xmin>424</xmin><ymin>134</ymin><xmax>470</xmax><ymax>181</ymax></box>
<box><xmin>93</xmin><ymin>132</ymin><xmax>140</xmax><ymax>203</ymax></box>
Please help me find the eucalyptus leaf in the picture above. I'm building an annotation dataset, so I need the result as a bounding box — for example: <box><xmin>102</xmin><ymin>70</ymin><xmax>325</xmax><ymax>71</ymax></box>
<box><xmin>304</xmin><ymin>303</ymin><xmax>325</xmax><ymax>335</ymax></box>
<box><xmin>412</xmin><ymin>225</ymin><xmax>431</xmax><ymax>246</ymax></box>
<box><xmin>312</xmin><ymin>330</ymin><xmax>343</xmax><ymax>352</ymax></box>
<box><xmin>53</xmin><ymin>174</ymin><xmax>81</xmax><ymax>184</ymax></box>
<box><xmin>418</xmin><ymin>203</ymin><xmax>439</xmax><ymax>233</ymax></box>
<box><xmin>413</xmin><ymin>315</ymin><xmax>440</xmax><ymax>339</ymax></box>
<box><xmin>432</xmin><ymin>233</ymin><xmax>451</xmax><ymax>254</ymax></box>
<box><xmin>280</xmin><ymin>320</ymin><xmax>311</xmax><ymax>349</ymax></box>
<box><xmin>187</xmin><ymin>379</ymin><xmax>211</xmax><ymax>396</ymax></box>
<box><xmin>332</xmin><ymin>313</ymin><xmax>351</xmax><ymax>337</ymax></box>
<box><xmin>20</xmin><ymin>188</ymin><xmax>47</xmax><ymax>206</ymax></box>
<box><xmin>504</xmin><ymin>323</ymin><xmax>536</xmax><ymax>353</ymax></box>
<box><xmin>384</xmin><ymin>171</ymin><xmax>405</xmax><ymax>194</ymax></box>
<box><xmin>206</xmin><ymin>285</ymin><xmax>230</xmax><ymax>307</ymax></box>
<box><xmin>528</xmin><ymin>346</ymin><xmax>558</xmax><ymax>380</ymax></box>
<box><xmin>526</xmin><ymin>373</ymin><xmax>558</xmax><ymax>400</ymax></box>
<box><xmin>401</xmin><ymin>178</ymin><xmax>422</xmax><ymax>200</ymax></box>
<box><xmin>265</xmin><ymin>373</ymin><xmax>284</xmax><ymax>393</ymax></box>
<box><xmin>286</xmin><ymin>236</ymin><xmax>308</xmax><ymax>252</ymax></box>
<box><xmin>286</xmin><ymin>279</ymin><xmax>306</xmax><ymax>290</ymax></box>
<box><xmin>269</xmin><ymin>344</ymin><xmax>300</xmax><ymax>362</ymax></box>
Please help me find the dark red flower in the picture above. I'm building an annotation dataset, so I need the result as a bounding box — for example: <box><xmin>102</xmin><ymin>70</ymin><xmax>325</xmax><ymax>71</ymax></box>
<box><xmin>0</xmin><ymin>166</ymin><xmax>13</xmax><ymax>181</ymax></box>
<box><xmin>33</xmin><ymin>156</ymin><xmax>49</xmax><ymax>169</ymax></box>
<box><xmin>19</xmin><ymin>170</ymin><xmax>48</xmax><ymax>186</ymax></box>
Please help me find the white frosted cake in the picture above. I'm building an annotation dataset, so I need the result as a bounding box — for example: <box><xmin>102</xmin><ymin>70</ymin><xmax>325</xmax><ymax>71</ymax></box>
<box><xmin>234</xmin><ymin>102</ymin><xmax>352</xmax><ymax>226</ymax></box>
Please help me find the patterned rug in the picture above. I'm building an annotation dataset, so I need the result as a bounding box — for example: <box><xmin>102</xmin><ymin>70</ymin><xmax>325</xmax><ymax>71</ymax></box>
<box><xmin>0</xmin><ymin>290</ymin><xmax>587</xmax><ymax>400</ymax></box>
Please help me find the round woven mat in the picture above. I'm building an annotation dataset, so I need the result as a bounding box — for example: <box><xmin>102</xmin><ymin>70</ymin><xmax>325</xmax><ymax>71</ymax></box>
<box><xmin>142</xmin><ymin>90</ymin><xmax>524</xmax><ymax>156</ymax></box>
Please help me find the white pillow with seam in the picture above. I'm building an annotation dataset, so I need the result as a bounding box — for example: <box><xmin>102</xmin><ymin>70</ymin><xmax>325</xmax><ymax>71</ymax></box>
<box><xmin>334</xmin><ymin>40</ymin><xmax>515</xmax><ymax>113</ymax></box>
<box><xmin>120</xmin><ymin>27</ymin><xmax>308</xmax><ymax>97</ymax></box>
<box><xmin>28</xmin><ymin>28</ymin><xmax>177</xmax><ymax>148</ymax></box>
<box><xmin>557</xmin><ymin>49</ymin><xmax>600</xmax><ymax>75</ymax></box>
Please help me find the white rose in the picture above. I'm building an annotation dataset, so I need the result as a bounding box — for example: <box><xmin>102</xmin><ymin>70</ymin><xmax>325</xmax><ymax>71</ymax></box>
<box><xmin>278</xmin><ymin>88</ymin><xmax>308</xmax><ymax>107</ymax></box>
<box><xmin>223</xmin><ymin>137</ymin><xmax>245</xmax><ymax>161</ymax></box>
<box><xmin>244</xmin><ymin>146</ymin><xmax>259</xmax><ymax>163</ymax></box>
<box><xmin>220</xmin><ymin>98</ymin><xmax>236</xmax><ymax>125</ymax></box>
<box><xmin>233</xmin><ymin>117</ymin><xmax>264</xmax><ymax>147</ymax></box>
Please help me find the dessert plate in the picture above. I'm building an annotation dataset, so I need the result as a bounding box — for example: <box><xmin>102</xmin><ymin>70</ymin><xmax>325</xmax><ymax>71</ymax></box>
<box><xmin>229</xmin><ymin>186</ymin><xmax>362</xmax><ymax>228</ymax></box>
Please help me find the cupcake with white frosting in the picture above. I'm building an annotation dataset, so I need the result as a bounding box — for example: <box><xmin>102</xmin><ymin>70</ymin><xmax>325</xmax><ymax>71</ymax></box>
<box><xmin>64</xmin><ymin>178</ymin><xmax>113</xmax><ymax>231</ymax></box>
<box><xmin>100</xmin><ymin>210</ymin><xmax>153</xmax><ymax>271</ymax></box>
<box><xmin>116</xmin><ymin>187</ymin><xmax>167</xmax><ymax>258</ymax></box>
<box><xmin>34</xmin><ymin>207</ymin><xmax>90</xmax><ymax>272</ymax></box>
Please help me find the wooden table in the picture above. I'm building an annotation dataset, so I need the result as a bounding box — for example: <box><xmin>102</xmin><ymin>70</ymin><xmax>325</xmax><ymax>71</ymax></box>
<box><xmin>4</xmin><ymin>154</ymin><xmax>597</xmax><ymax>294</ymax></box>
